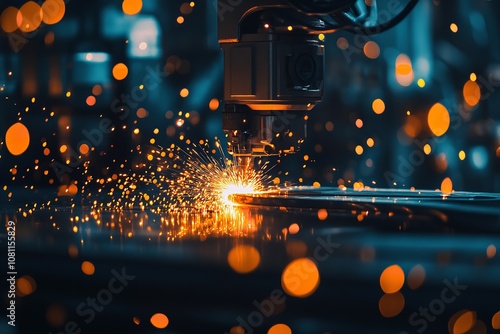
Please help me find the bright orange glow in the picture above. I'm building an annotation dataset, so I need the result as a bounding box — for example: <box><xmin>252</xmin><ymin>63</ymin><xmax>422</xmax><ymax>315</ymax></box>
<box><xmin>486</xmin><ymin>244</ymin><xmax>496</xmax><ymax>259</ymax></box>
<box><xmin>463</xmin><ymin>80</ymin><xmax>481</xmax><ymax>107</ymax></box>
<box><xmin>81</xmin><ymin>261</ymin><xmax>95</xmax><ymax>275</ymax></box>
<box><xmin>86</xmin><ymin>96</ymin><xmax>96</xmax><ymax>106</ymax></box>
<box><xmin>378</xmin><ymin>292</ymin><xmax>405</xmax><ymax>317</ymax></box>
<box><xmin>6</xmin><ymin>123</ymin><xmax>30</xmax><ymax>156</ymax></box>
<box><xmin>227</xmin><ymin>245</ymin><xmax>261</xmax><ymax>274</ymax></box>
<box><xmin>363</xmin><ymin>41</ymin><xmax>380</xmax><ymax>59</ymax></box>
<box><xmin>112</xmin><ymin>63</ymin><xmax>128</xmax><ymax>80</ymax></box>
<box><xmin>150</xmin><ymin>313</ymin><xmax>169</xmax><ymax>329</ymax></box>
<box><xmin>427</xmin><ymin>103</ymin><xmax>450</xmax><ymax>137</ymax></box>
<box><xmin>380</xmin><ymin>264</ymin><xmax>405</xmax><ymax>293</ymax></box>
<box><xmin>441</xmin><ymin>177</ymin><xmax>453</xmax><ymax>194</ymax></box>
<box><xmin>355</xmin><ymin>118</ymin><xmax>363</xmax><ymax>128</ymax></box>
<box><xmin>42</xmin><ymin>0</ymin><xmax>65</xmax><ymax>25</ymax></box>
<box><xmin>177</xmin><ymin>16</ymin><xmax>185</xmax><ymax>24</ymax></box>
<box><xmin>268</xmin><ymin>323</ymin><xmax>292</xmax><ymax>334</ymax></box>
<box><xmin>355</xmin><ymin>145</ymin><xmax>364</xmax><ymax>155</ymax></box>
<box><xmin>281</xmin><ymin>258</ymin><xmax>320</xmax><ymax>298</ymax></box>
<box><xmin>366</xmin><ymin>138</ymin><xmax>374</xmax><ymax>147</ymax></box>
<box><xmin>407</xmin><ymin>264</ymin><xmax>426</xmax><ymax>290</ymax></box>
<box><xmin>492</xmin><ymin>311</ymin><xmax>500</xmax><ymax>329</ymax></box>
<box><xmin>17</xmin><ymin>2</ymin><xmax>43</xmax><ymax>33</ymax></box>
<box><xmin>450</xmin><ymin>23</ymin><xmax>458</xmax><ymax>33</ymax></box>
<box><xmin>317</xmin><ymin>208</ymin><xmax>328</xmax><ymax>220</ymax></box>
<box><xmin>122</xmin><ymin>0</ymin><xmax>142</xmax><ymax>15</ymax></box>
<box><xmin>209</xmin><ymin>98</ymin><xmax>220</xmax><ymax>110</ymax></box>
<box><xmin>395</xmin><ymin>54</ymin><xmax>414</xmax><ymax>86</ymax></box>
<box><xmin>1</xmin><ymin>7</ymin><xmax>19</xmax><ymax>33</ymax></box>
<box><xmin>372</xmin><ymin>98</ymin><xmax>385</xmax><ymax>114</ymax></box>
<box><xmin>288</xmin><ymin>223</ymin><xmax>300</xmax><ymax>234</ymax></box>
<box><xmin>452</xmin><ymin>311</ymin><xmax>476</xmax><ymax>334</ymax></box>
<box><xmin>180</xmin><ymin>88</ymin><xmax>189</xmax><ymax>98</ymax></box>
<box><xmin>79</xmin><ymin>143</ymin><xmax>90</xmax><ymax>155</ymax></box>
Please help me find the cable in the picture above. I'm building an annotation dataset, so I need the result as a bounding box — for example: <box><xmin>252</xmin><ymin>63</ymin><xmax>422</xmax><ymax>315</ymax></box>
<box><xmin>289</xmin><ymin>0</ymin><xmax>419</xmax><ymax>35</ymax></box>
<box><xmin>342</xmin><ymin>0</ymin><xmax>420</xmax><ymax>35</ymax></box>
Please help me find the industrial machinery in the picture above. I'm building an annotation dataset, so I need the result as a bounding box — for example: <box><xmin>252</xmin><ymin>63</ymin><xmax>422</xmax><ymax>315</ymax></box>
<box><xmin>218</xmin><ymin>0</ymin><xmax>419</xmax><ymax>171</ymax></box>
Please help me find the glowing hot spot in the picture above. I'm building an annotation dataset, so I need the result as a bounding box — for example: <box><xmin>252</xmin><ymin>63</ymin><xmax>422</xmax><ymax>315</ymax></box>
<box><xmin>221</xmin><ymin>183</ymin><xmax>256</xmax><ymax>205</ymax></box>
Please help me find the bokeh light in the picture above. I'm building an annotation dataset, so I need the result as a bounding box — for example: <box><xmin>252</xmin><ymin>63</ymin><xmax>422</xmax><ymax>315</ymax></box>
<box><xmin>407</xmin><ymin>264</ymin><xmax>425</xmax><ymax>290</ymax></box>
<box><xmin>372</xmin><ymin>98</ymin><xmax>386</xmax><ymax>114</ymax></box>
<box><xmin>150</xmin><ymin>313</ymin><xmax>169</xmax><ymax>329</ymax></box>
<box><xmin>86</xmin><ymin>95</ymin><xmax>96</xmax><ymax>106</ymax></box>
<box><xmin>288</xmin><ymin>223</ymin><xmax>300</xmax><ymax>234</ymax></box>
<box><xmin>379</xmin><ymin>264</ymin><xmax>405</xmax><ymax>293</ymax></box>
<box><xmin>378</xmin><ymin>292</ymin><xmax>405</xmax><ymax>318</ymax></box>
<box><xmin>363</xmin><ymin>41</ymin><xmax>380</xmax><ymax>59</ymax></box>
<box><xmin>42</xmin><ymin>0</ymin><xmax>66</xmax><ymax>25</ymax></box>
<box><xmin>317</xmin><ymin>208</ymin><xmax>328</xmax><ymax>220</ymax></box>
<box><xmin>449</xmin><ymin>310</ymin><xmax>476</xmax><ymax>334</ymax></box>
<box><xmin>395</xmin><ymin>54</ymin><xmax>414</xmax><ymax>86</ymax></box>
<box><xmin>492</xmin><ymin>311</ymin><xmax>500</xmax><ymax>329</ymax></box>
<box><xmin>227</xmin><ymin>245</ymin><xmax>261</xmax><ymax>274</ymax></box>
<box><xmin>427</xmin><ymin>103</ymin><xmax>450</xmax><ymax>137</ymax></box>
<box><xmin>1</xmin><ymin>6</ymin><xmax>19</xmax><ymax>33</ymax></box>
<box><xmin>112</xmin><ymin>63</ymin><xmax>129</xmax><ymax>80</ymax></box>
<box><xmin>459</xmin><ymin>150</ymin><xmax>466</xmax><ymax>160</ymax></box>
<box><xmin>463</xmin><ymin>80</ymin><xmax>481</xmax><ymax>107</ymax></box>
<box><xmin>268</xmin><ymin>323</ymin><xmax>292</xmax><ymax>334</ymax></box>
<box><xmin>5</xmin><ymin>123</ymin><xmax>30</xmax><ymax>156</ymax></box>
<box><xmin>486</xmin><ymin>244</ymin><xmax>496</xmax><ymax>259</ymax></box>
<box><xmin>17</xmin><ymin>275</ymin><xmax>37</xmax><ymax>296</ymax></box>
<box><xmin>441</xmin><ymin>177</ymin><xmax>453</xmax><ymax>194</ymax></box>
<box><xmin>209</xmin><ymin>98</ymin><xmax>220</xmax><ymax>110</ymax></box>
<box><xmin>281</xmin><ymin>258</ymin><xmax>320</xmax><ymax>298</ymax></box>
<box><xmin>79</xmin><ymin>143</ymin><xmax>90</xmax><ymax>155</ymax></box>
<box><xmin>18</xmin><ymin>1</ymin><xmax>43</xmax><ymax>33</ymax></box>
<box><xmin>81</xmin><ymin>261</ymin><xmax>95</xmax><ymax>275</ymax></box>
<box><xmin>122</xmin><ymin>0</ymin><xmax>143</xmax><ymax>15</ymax></box>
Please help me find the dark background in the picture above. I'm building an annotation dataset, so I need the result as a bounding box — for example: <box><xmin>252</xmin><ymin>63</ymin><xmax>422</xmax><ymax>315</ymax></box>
<box><xmin>1</xmin><ymin>0</ymin><xmax>500</xmax><ymax>202</ymax></box>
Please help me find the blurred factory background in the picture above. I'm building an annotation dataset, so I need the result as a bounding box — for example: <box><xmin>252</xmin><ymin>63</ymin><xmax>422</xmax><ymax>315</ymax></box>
<box><xmin>1</xmin><ymin>0</ymin><xmax>500</xmax><ymax>201</ymax></box>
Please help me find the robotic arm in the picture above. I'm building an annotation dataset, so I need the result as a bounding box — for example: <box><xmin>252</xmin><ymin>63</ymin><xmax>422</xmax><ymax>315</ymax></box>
<box><xmin>217</xmin><ymin>0</ymin><xmax>419</xmax><ymax>171</ymax></box>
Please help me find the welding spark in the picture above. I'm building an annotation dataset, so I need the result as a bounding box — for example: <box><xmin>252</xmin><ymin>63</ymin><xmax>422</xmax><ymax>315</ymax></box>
<box><xmin>83</xmin><ymin>139</ymin><xmax>272</xmax><ymax>212</ymax></box>
<box><xmin>160</xmin><ymin>140</ymin><xmax>270</xmax><ymax>210</ymax></box>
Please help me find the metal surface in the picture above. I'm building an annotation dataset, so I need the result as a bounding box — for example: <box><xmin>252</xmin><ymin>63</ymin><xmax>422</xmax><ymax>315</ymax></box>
<box><xmin>2</xmin><ymin>187</ymin><xmax>500</xmax><ymax>333</ymax></box>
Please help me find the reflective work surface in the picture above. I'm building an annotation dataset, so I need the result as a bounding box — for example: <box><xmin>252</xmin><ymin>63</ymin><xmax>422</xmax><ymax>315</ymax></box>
<box><xmin>2</xmin><ymin>188</ymin><xmax>500</xmax><ymax>334</ymax></box>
